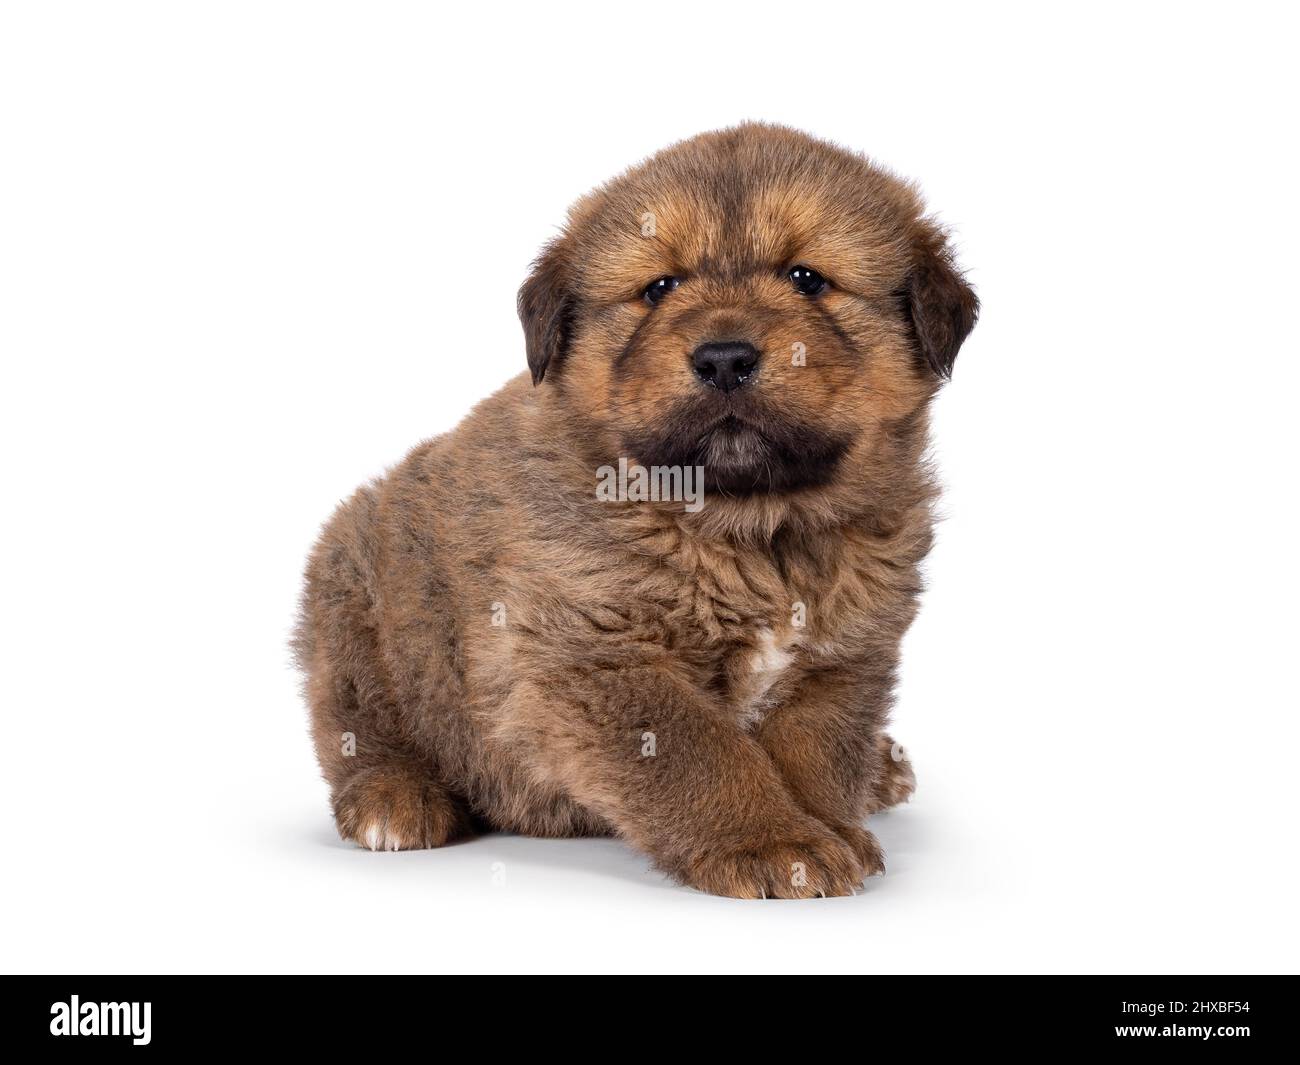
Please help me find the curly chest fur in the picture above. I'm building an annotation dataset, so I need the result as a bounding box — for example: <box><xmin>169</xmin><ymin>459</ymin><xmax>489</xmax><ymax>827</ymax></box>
<box><xmin>646</xmin><ymin>529</ymin><xmax>897</xmax><ymax>730</ymax></box>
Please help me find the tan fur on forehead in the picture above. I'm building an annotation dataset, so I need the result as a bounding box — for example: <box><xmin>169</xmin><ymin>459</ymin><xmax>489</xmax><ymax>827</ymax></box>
<box><xmin>569</xmin><ymin>123</ymin><xmax>922</xmax><ymax>301</ymax></box>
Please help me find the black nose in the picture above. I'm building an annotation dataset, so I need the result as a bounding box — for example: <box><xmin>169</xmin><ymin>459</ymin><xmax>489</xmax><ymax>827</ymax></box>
<box><xmin>691</xmin><ymin>341</ymin><xmax>761</xmax><ymax>393</ymax></box>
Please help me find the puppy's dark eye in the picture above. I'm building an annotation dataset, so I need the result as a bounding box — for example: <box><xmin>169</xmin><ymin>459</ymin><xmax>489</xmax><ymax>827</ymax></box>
<box><xmin>789</xmin><ymin>265</ymin><xmax>827</xmax><ymax>296</ymax></box>
<box><xmin>644</xmin><ymin>276</ymin><xmax>680</xmax><ymax>305</ymax></box>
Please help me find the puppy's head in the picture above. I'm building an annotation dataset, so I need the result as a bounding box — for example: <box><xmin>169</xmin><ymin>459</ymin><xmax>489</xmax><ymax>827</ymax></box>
<box><xmin>519</xmin><ymin>124</ymin><xmax>976</xmax><ymax>497</ymax></box>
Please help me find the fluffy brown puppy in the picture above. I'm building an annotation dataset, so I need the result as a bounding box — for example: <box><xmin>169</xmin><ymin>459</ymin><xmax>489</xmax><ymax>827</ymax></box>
<box><xmin>294</xmin><ymin>123</ymin><xmax>976</xmax><ymax>898</ymax></box>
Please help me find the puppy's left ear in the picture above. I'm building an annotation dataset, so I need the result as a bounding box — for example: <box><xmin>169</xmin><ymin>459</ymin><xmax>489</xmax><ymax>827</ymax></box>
<box><xmin>906</xmin><ymin>230</ymin><xmax>978</xmax><ymax>379</ymax></box>
<box><xmin>518</xmin><ymin>239</ymin><xmax>574</xmax><ymax>386</ymax></box>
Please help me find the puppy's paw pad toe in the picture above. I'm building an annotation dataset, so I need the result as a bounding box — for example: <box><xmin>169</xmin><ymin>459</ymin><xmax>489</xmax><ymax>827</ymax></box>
<box><xmin>834</xmin><ymin>823</ymin><xmax>886</xmax><ymax>876</ymax></box>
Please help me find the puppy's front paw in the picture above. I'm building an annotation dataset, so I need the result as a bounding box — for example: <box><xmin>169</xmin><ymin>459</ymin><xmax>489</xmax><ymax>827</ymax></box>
<box><xmin>685</xmin><ymin>827</ymin><xmax>873</xmax><ymax>899</ymax></box>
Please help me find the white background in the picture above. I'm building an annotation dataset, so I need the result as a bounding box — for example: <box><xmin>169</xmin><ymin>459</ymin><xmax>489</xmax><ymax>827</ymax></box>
<box><xmin>2</xmin><ymin>1</ymin><xmax>1297</xmax><ymax>974</ymax></box>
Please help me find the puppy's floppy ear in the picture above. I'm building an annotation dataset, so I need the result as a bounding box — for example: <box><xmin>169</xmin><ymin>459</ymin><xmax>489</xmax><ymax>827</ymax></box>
<box><xmin>905</xmin><ymin>230</ymin><xmax>978</xmax><ymax>379</ymax></box>
<box><xmin>518</xmin><ymin>238</ymin><xmax>574</xmax><ymax>386</ymax></box>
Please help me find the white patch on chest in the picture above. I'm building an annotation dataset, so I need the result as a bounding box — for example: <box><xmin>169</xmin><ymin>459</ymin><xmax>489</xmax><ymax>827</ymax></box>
<box><xmin>736</xmin><ymin>627</ymin><xmax>796</xmax><ymax>730</ymax></box>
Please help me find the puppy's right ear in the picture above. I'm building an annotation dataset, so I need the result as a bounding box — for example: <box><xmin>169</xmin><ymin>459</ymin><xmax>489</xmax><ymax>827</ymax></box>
<box><xmin>517</xmin><ymin>239</ymin><xmax>574</xmax><ymax>386</ymax></box>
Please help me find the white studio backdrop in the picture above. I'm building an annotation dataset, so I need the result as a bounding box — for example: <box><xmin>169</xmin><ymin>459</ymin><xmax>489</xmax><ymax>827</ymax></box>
<box><xmin>1</xmin><ymin>1</ymin><xmax>1296</xmax><ymax>973</ymax></box>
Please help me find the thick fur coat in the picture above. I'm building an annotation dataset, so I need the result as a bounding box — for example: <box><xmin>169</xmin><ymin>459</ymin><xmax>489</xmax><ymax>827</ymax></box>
<box><xmin>294</xmin><ymin>124</ymin><xmax>977</xmax><ymax>898</ymax></box>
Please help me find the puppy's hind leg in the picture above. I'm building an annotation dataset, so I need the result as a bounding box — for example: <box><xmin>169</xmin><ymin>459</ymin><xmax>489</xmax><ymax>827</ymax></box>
<box><xmin>301</xmin><ymin>638</ymin><xmax>475</xmax><ymax>851</ymax></box>
<box><xmin>331</xmin><ymin>757</ymin><xmax>474</xmax><ymax>852</ymax></box>
<box><xmin>295</xmin><ymin>491</ymin><xmax>474</xmax><ymax>852</ymax></box>
<box><xmin>300</xmin><ymin>637</ymin><xmax>476</xmax><ymax>850</ymax></box>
